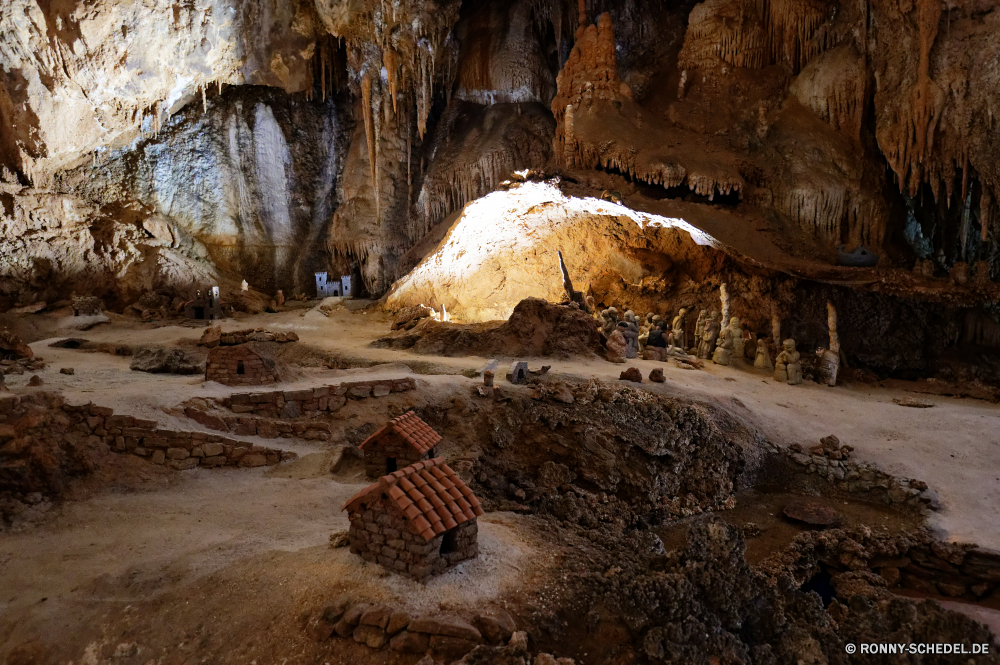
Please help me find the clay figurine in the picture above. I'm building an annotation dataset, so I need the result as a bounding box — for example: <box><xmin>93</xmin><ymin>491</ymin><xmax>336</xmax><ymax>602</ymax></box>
<box><xmin>698</xmin><ymin>311</ymin><xmax>722</xmax><ymax>359</ymax></box>
<box><xmin>712</xmin><ymin>317</ymin><xmax>738</xmax><ymax>366</ymax></box>
<box><xmin>693</xmin><ymin>309</ymin><xmax>707</xmax><ymax>352</ymax></box>
<box><xmin>618</xmin><ymin>321</ymin><xmax>639</xmax><ymax>359</ymax></box>
<box><xmin>671</xmin><ymin>308</ymin><xmax>688</xmax><ymax>350</ymax></box>
<box><xmin>728</xmin><ymin>317</ymin><xmax>743</xmax><ymax>363</ymax></box>
<box><xmin>754</xmin><ymin>338</ymin><xmax>773</xmax><ymax>369</ymax></box>
<box><xmin>774</xmin><ymin>339</ymin><xmax>802</xmax><ymax>385</ymax></box>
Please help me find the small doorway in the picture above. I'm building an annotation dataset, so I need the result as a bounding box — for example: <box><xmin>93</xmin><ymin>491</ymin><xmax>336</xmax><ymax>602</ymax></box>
<box><xmin>237</xmin><ymin>360</ymin><xmax>245</xmax><ymax>375</ymax></box>
<box><xmin>194</xmin><ymin>306</ymin><xmax>205</xmax><ymax>319</ymax></box>
<box><xmin>440</xmin><ymin>530</ymin><xmax>458</xmax><ymax>554</ymax></box>
<box><xmin>385</xmin><ymin>457</ymin><xmax>397</xmax><ymax>474</ymax></box>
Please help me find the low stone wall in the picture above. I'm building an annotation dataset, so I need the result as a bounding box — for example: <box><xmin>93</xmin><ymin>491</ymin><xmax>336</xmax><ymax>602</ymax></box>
<box><xmin>306</xmin><ymin>596</ymin><xmax>573</xmax><ymax>663</ymax></box>
<box><xmin>765</xmin><ymin>526</ymin><xmax>1000</xmax><ymax>603</ymax></box>
<box><xmin>61</xmin><ymin>402</ymin><xmax>295</xmax><ymax>470</ymax></box>
<box><xmin>220</xmin><ymin>377</ymin><xmax>417</xmax><ymax>419</ymax></box>
<box><xmin>765</xmin><ymin>440</ymin><xmax>940</xmax><ymax>512</ymax></box>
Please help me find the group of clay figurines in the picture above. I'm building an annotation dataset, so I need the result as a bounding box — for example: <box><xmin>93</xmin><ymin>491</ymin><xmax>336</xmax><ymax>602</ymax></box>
<box><xmin>595</xmin><ymin>306</ymin><xmax>803</xmax><ymax>384</ymax></box>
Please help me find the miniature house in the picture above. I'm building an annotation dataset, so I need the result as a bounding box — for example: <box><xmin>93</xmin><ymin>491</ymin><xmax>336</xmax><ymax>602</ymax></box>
<box><xmin>184</xmin><ymin>286</ymin><xmax>223</xmax><ymax>320</ymax></box>
<box><xmin>359</xmin><ymin>410</ymin><xmax>441</xmax><ymax>478</ymax></box>
<box><xmin>205</xmin><ymin>344</ymin><xmax>279</xmax><ymax>386</ymax></box>
<box><xmin>342</xmin><ymin>457</ymin><xmax>483</xmax><ymax>581</ymax></box>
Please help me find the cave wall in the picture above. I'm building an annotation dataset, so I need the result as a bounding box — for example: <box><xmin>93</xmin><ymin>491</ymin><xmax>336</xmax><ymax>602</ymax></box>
<box><xmin>3</xmin><ymin>0</ymin><xmax>1000</xmax><ymax>313</ymax></box>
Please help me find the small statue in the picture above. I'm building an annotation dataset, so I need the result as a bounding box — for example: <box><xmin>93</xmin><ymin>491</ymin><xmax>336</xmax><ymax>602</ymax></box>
<box><xmin>774</xmin><ymin>339</ymin><xmax>802</xmax><ymax>385</ymax></box>
<box><xmin>617</xmin><ymin>321</ymin><xmax>639</xmax><ymax>359</ymax></box>
<box><xmin>728</xmin><ymin>317</ymin><xmax>743</xmax><ymax>363</ymax></box>
<box><xmin>601</xmin><ymin>308</ymin><xmax>620</xmax><ymax>336</ymax></box>
<box><xmin>241</xmin><ymin>280</ymin><xmax>249</xmax><ymax>292</ymax></box>
<box><xmin>606</xmin><ymin>329</ymin><xmax>628</xmax><ymax>363</ymax></box>
<box><xmin>698</xmin><ymin>311</ymin><xmax>721</xmax><ymax>359</ymax></box>
<box><xmin>671</xmin><ymin>308</ymin><xmax>688</xmax><ymax>350</ymax></box>
<box><xmin>276</xmin><ymin>290</ymin><xmax>285</xmax><ymax>306</ymax></box>
<box><xmin>712</xmin><ymin>317</ymin><xmax>738</xmax><ymax>365</ymax></box>
<box><xmin>693</xmin><ymin>309</ymin><xmax>707</xmax><ymax>353</ymax></box>
<box><xmin>754</xmin><ymin>338</ymin><xmax>773</xmax><ymax>369</ymax></box>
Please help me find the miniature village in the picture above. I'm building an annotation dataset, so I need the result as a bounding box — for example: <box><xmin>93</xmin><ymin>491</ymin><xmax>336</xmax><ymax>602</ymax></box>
<box><xmin>3</xmin><ymin>0</ymin><xmax>1000</xmax><ymax>663</ymax></box>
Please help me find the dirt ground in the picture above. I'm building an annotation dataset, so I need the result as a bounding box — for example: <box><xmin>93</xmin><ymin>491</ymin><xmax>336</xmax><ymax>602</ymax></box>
<box><xmin>2</xmin><ymin>303</ymin><xmax>999</xmax><ymax>662</ymax></box>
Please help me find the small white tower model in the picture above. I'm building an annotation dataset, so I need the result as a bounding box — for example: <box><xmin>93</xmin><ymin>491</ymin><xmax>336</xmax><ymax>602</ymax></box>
<box><xmin>341</xmin><ymin>275</ymin><xmax>352</xmax><ymax>297</ymax></box>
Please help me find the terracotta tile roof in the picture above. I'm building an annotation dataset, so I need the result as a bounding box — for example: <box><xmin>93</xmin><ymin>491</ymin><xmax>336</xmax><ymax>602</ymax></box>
<box><xmin>358</xmin><ymin>411</ymin><xmax>442</xmax><ymax>455</ymax></box>
<box><xmin>342</xmin><ymin>457</ymin><xmax>484</xmax><ymax>542</ymax></box>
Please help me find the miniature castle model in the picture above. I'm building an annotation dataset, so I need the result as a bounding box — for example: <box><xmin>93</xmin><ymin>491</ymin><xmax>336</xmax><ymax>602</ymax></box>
<box><xmin>315</xmin><ymin>272</ymin><xmax>353</xmax><ymax>298</ymax></box>
<box><xmin>342</xmin><ymin>457</ymin><xmax>482</xmax><ymax>581</ymax></box>
<box><xmin>184</xmin><ymin>286</ymin><xmax>223</xmax><ymax>320</ymax></box>
<box><xmin>205</xmin><ymin>344</ymin><xmax>279</xmax><ymax>386</ymax></box>
<box><xmin>359</xmin><ymin>410</ymin><xmax>442</xmax><ymax>478</ymax></box>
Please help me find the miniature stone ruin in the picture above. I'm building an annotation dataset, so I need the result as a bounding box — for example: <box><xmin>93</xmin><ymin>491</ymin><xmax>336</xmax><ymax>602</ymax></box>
<box><xmin>205</xmin><ymin>344</ymin><xmax>280</xmax><ymax>386</ymax></box>
<box><xmin>359</xmin><ymin>411</ymin><xmax>442</xmax><ymax>478</ymax></box>
<box><xmin>315</xmin><ymin>272</ymin><xmax>353</xmax><ymax>298</ymax></box>
<box><xmin>342</xmin><ymin>457</ymin><xmax>483</xmax><ymax>581</ymax></box>
<box><xmin>71</xmin><ymin>295</ymin><xmax>104</xmax><ymax>317</ymax></box>
<box><xmin>507</xmin><ymin>361</ymin><xmax>529</xmax><ymax>384</ymax></box>
<box><xmin>184</xmin><ymin>286</ymin><xmax>223</xmax><ymax>321</ymax></box>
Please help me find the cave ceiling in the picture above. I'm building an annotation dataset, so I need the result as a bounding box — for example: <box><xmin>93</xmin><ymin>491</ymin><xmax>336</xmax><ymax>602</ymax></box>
<box><xmin>1</xmin><ymin>0</ymin><xmax>999</xmax><ymax>310</ymax></box>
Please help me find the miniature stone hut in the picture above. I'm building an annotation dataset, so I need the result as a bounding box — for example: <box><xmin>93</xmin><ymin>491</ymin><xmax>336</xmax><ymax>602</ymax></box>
<box><xmin>71</xmin><ymin>295</ymin><xmax>104</xmax><ymax>316</ymax></box>
<box><xmin>359</xmin><ymin>410</ymin><xmax>441</xmax><ymax>478</ymax></box>
<box><xmin>342</xmin><ymin>457</ymin><xmax>483</xmax><ymax>581</ymax></box>
<box><xmin>205</xmin><ymin>344</ymin><xmax>279</xmax><ymax>386</ymax></box>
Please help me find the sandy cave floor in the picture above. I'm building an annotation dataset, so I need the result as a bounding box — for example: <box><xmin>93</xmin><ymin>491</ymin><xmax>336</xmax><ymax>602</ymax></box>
<box><xmin>2</xmin><ymin>304</ymin><xmax>1000</xmax><ymax>661</ymax></box>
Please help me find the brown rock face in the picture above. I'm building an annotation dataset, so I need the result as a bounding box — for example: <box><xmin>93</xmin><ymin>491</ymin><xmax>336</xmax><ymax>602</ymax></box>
<box><xmin>375</xmin><ymin>298</ymin><xmax>603</xmax><ymax>359</ymax></box>
<box><xmin>0</xmin><ymin>331</ymin><xmax>33</xmax><ymax>359</ymax></box>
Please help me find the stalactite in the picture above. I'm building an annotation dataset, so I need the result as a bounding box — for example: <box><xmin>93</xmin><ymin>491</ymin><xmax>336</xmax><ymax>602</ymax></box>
<box><xmin>384</xmin><ymin>48</ymin><xmax>399</xmax><ymax>114</ymax></box>
<box><xmin>361</xmin><ymin>73</ymin><xmax>379</xmax><ymax>222</ymax></box>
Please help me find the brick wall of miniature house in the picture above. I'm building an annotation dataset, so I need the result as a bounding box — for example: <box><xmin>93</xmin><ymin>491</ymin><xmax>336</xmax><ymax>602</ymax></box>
<box><xmin>347</xmin><ymin>499</ymin><xmax>479</xmax><ymax>581</ymax></box>
<box><xmin>206</xmin><ymin>346</ymin><xmax>278</xmax><ymax>387</ymax></box>
<box><xmin>363</xmin><ymin>433</ymin><xmax>438</xmax><ymax>478</ymax></box>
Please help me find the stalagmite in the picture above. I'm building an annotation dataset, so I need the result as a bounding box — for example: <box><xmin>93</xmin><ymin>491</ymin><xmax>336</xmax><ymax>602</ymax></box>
<box><xmin>720</xmin><ymin>283</ymin><xmax>730</xmax><ymax>323</ymax></box>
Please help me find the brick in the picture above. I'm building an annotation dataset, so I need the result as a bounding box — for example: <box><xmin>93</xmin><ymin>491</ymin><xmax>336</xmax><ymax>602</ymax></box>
<box><xmin>389</xmin><ymin>630</ymin><xmax>429</xmax><ymax>653</ymax></box>
<box><xmin>429</xmin><ymin>635</ymin><xmax>479</xmax><ymax>658</ymax></box>
<box><xmin>166</xmin><ymin>447</ymin><xmax>190</xmax><ymax>460</ymax></box>
<box><xmin>386</xmin><ymin>611</ymin><xmax>410</xmax><ymax>636</ymax></box>
<box><xmin>408</xmin><ymin>617</ymin><xmax>481</xmax><ymax>642</ymax></box>
<box><xmin>89</xmin><ymin>405</ymin><xmax>114</xmax><ymax>417</ymax></box>
<box><xmin>134</xmin><ymin>419</ymin><xmax>157</xmax><ymax>429</ymax></box>
<box><xmin>203</xmin><ymin>442</ymin><xmax>225</xmax><ymax>457</ymax></box>
<box><xmin>200</xmin><ymin>455</ymin><xmax>226</xmax><ymax>467</ymax></box>
<box><xmin>231</xmin><ymin>404</ymin><xmax>254</xmax><ymax>413</ymax></box>
<box><xmin>191</xmin><ymin>445</ymin><xmax>205</xmax><ymax>458</ymax></box>
<box><xmin>360</xmin><ymin>605</ymin><xmax>392</xmax><ymax>629</ymax></box>
<box><xmin>353</xmin><ymin>624</ymin><xmax>388</xmax><ymax>649</ymax></box>
<box><xmin>168</xmin><ymin>458</ymin><xmax>198</xmax><ymax>471</ymax></box>
<box><xmin>239</xmin><ymin>453</ymin><xmax>267</xmax><ymax>467</ymax></box>
<box><xmin>347</xmin><ymin>384</ymin><xmax>372</xmax><ymax>399</ymax></box>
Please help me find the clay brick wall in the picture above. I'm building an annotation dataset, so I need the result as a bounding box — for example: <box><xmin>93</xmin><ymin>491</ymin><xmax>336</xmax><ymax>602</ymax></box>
<box><xmin>362</xmin><ymin>431</ymin><xmax>435</xmax><ymax>478</ymax></box>
<box><xmin>71</xmin><ymin>296</ymin><xmax>104</xmax><ymax>316</ymax></box>
<box><xmin>347</xmin><ymin>498</ymin><xmax>478</xmax><ymax>582</ymax></box>
<box><xmin>205</xmin><ymin>346</ymin><xmax>279</xmax><ymax>387</ymax></box>
<box><xmin>221</xmin><ymin>378</ymin><xmax>417</xmax><ymax>419</ymax></box>
<box><xmin>54</xmin><ymin>401</ymin><xmax>295</xmax><ymax>470</ymax></box>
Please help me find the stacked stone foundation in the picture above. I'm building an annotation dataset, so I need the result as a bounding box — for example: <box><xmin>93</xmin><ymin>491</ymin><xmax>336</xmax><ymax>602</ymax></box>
<box><xmin>348</xmin><ymin>506</ymin><xmax>478</xmax><ymax>582</ymax></box>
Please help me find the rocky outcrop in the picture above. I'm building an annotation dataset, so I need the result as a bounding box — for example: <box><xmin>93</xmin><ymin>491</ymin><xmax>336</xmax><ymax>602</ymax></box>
<box><xmin>384</xmin><ymin>179</ymin><xmax>723</xmax><ymax>323</ymax></box>
<box><xmin>375</xmin><ymin>298</ymin><xmax>604</xmax><ymax>359</ymax></box>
